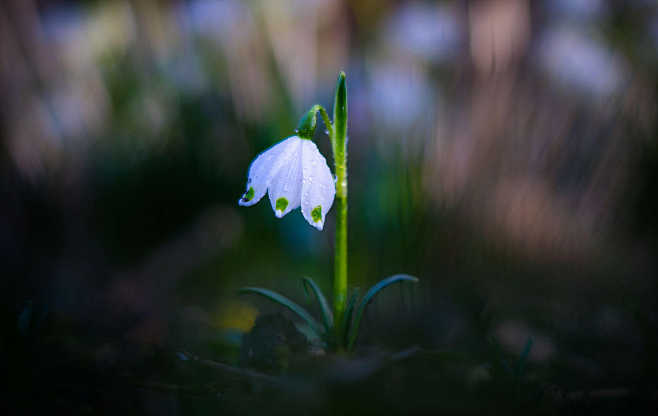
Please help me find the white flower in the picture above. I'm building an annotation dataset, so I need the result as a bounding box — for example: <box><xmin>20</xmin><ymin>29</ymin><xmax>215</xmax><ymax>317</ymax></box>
<box><xmin>239</xmin><ymin>136</ymin><xmax>335</xmax><ymax>230</ymax></box>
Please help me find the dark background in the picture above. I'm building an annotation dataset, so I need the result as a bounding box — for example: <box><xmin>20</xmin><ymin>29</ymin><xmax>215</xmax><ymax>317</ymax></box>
<box><xmin>1</xmin><ymin>0</ymin><xmax>657</xmax><ymax>414</ymax></box>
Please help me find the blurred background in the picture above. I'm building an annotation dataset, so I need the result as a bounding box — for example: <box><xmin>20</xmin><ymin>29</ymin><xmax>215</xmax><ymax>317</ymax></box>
<box><xmin>2</xmin><ymin>0</ymin><xmax>657</xmax><ymax>414</ymax></box>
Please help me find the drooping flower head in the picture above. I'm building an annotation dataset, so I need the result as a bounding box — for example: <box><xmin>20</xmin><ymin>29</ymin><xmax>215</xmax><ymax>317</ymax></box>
<box><xmin>239</xmin><ymin>109</ymin><xmax>335</xmax><ymax>230</ymax></box>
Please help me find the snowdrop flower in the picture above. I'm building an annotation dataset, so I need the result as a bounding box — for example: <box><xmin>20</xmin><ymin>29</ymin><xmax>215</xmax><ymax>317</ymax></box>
<box><xmin>239</xmin><ymin>127</ymin><xmax>335</xmax><ymax>230</ymax></box>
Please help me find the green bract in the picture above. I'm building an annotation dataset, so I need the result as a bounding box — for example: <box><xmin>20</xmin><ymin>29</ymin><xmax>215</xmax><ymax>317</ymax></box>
<box><xmin>296</xmin><ymin>106</ymin><xmax>319</xmax><ymax>140</ymax></box>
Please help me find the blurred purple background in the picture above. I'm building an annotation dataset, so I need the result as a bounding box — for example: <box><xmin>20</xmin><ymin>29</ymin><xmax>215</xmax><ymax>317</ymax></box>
<box><xmin>1</xmin><ymin>0</ymin><xmax>657</xmax><ymax>413</ymax></box>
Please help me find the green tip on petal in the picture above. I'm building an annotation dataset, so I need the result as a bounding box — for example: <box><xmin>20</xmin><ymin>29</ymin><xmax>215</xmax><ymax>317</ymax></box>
<box><xmin>275</xmin><ymin>197</ymin><xmax>289</xmax><ymax>215</ymax></box>
<box><xmin>311</xmin><ymin>205</ymin><xmax>322</xmax><ymax>223</ymax></box>
<box><xmin>296</xmin><ymin>105</ymin><xmax>319</xmax><ymax>140</ymax></box>
<box><xmin>243</xmin><ymin>186</ymin><xmax>255</xmax><ymax>202</ymax></box>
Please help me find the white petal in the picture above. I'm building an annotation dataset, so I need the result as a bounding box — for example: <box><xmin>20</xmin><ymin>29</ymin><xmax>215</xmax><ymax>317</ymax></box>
<box><xmin>300</xmin><ymin>140</ymin><xmax>335</xmax><ymax>230</ymax></box>
<box><xmin>239</xmin><ymin>136</ymin><xmax>299</xmax><ymax>206</ymax></box>
<box><xmin>268</xmin><ymin>137</ymin><xmax>304</xmax><ymax>218</ymax></box>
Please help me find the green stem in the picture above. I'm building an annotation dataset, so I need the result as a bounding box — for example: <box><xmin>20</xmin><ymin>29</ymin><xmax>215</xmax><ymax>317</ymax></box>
<box><xmin>316</xmin><ymin>105</ymin><xmax>334</xmax><ymax>139</ymax></box>
<box><xmin>331</xmin><ymin>72</ymin><xmax>348</xmax><ymax>345</ymax></box>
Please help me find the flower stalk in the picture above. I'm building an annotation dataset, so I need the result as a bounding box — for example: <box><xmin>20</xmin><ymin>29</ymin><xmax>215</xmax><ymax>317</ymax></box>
<box><xmin>331</xmin><ymin>72</ymin><xmax>348</xmax><ymax>341</ymax></box>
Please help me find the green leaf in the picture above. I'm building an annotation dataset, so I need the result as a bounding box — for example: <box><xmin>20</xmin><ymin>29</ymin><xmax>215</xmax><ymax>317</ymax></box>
<box><xmin>340</xmin><ymin>288</ymin><xmax>360</xmax><ymax>348</ymax></box>
<box><xmin>347</xmin><ymin>274</ymin><xmax>419</xmax><ymax>350</ymax></box>
<box><xmin>301</xmin><ymin>277</ymin><xmax>334</xmax><ymax>332</ymax></box>
<box><xmin>516</xmin><ymin>336</ymin><xmax>533</xmax><ymax>377</ymax></box>
<box><xmin>294</xmin><ymin>322</ymin><xmax>324</xmax><ymax>347</ymax></box>
<box><xmin>239</xmin><ymin>287</ymin><xmax>323</xmax><ymax>338</ymax></box>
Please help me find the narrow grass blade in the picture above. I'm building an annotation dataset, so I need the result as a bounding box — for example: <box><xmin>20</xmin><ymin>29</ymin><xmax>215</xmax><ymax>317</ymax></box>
<box><xmin>239</xmin><ymin>287</ymin><xmax>323</xmax><ymax>337</ymax></box>
<box><xmin>301</xmin><ymin>277</ymin><xmax>334</xmax><ymax>332</ymax></box>
<box><xmin>347</xmin><ymin>274</ymin><xmax>419</xmax><ymax>350</ymax></box>
<box><xmin>516</xmin><ymin>336</ymin><xmax>533</xmax><ymax>377</ymax></box>
<box><xmin>341</xmin><ymin>288</ymin><xmax>360</xmax><ymax>348</ymax></box>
